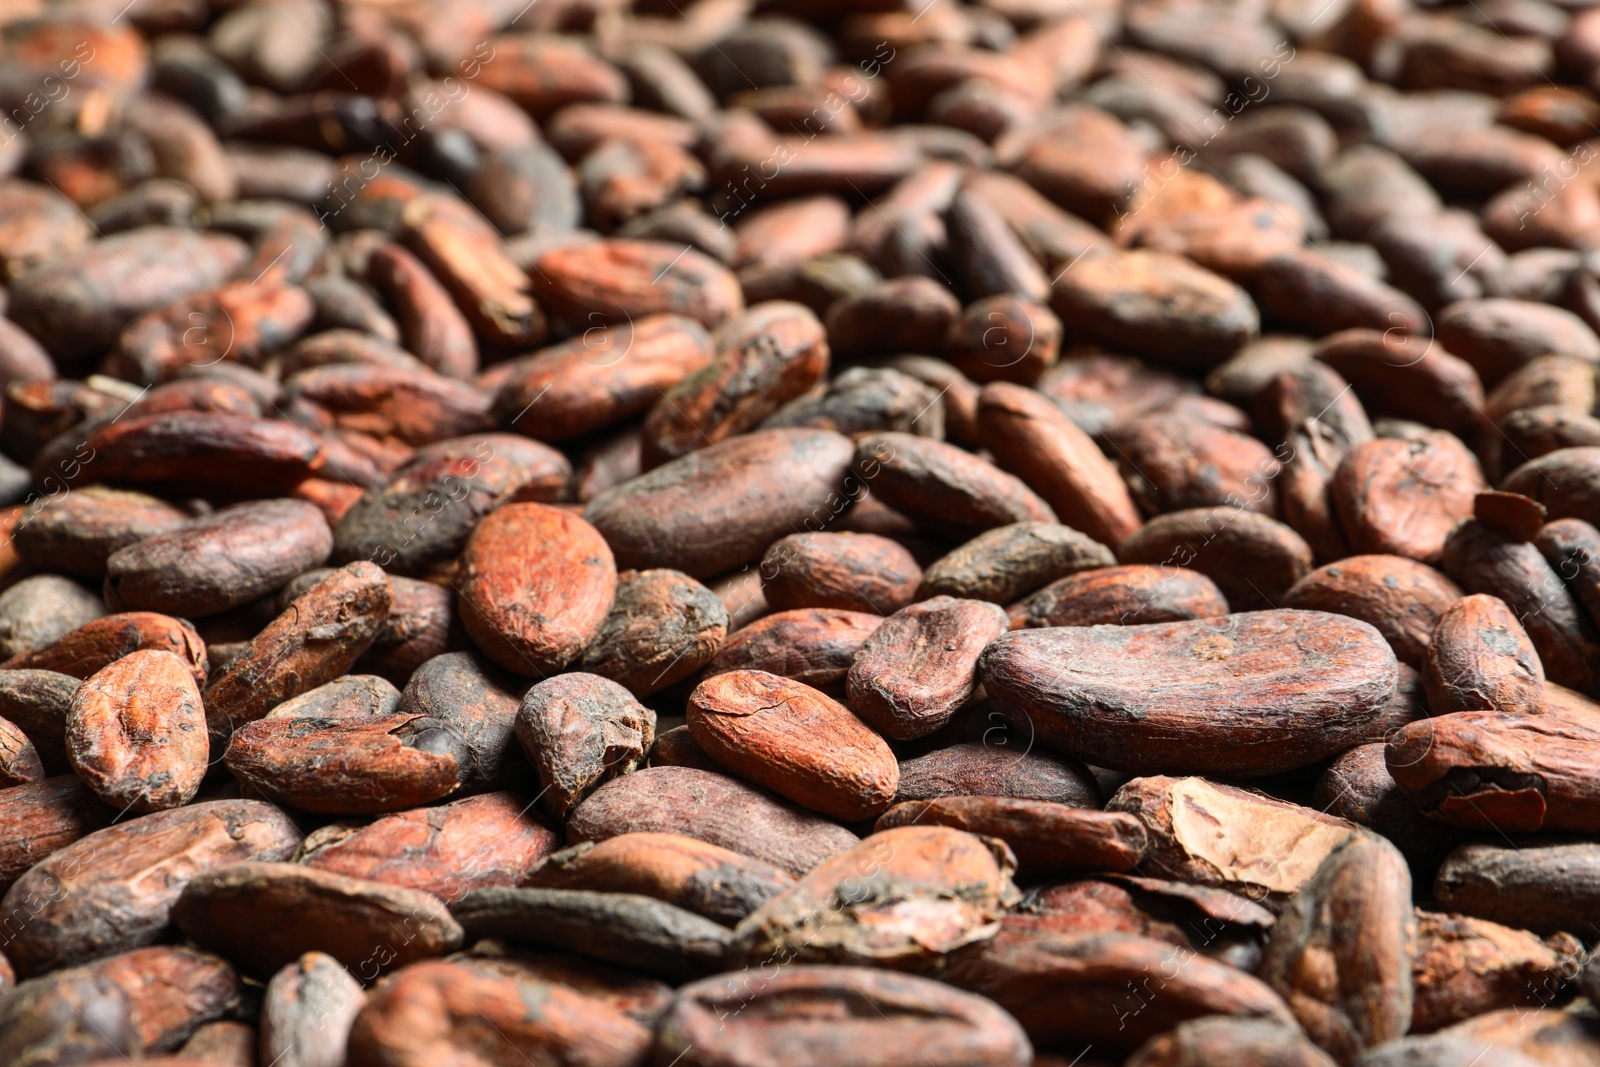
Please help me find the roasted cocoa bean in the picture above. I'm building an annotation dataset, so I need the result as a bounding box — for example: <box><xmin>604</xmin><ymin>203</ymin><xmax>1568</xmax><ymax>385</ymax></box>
<box><xmin>655</xmin><ymin>965</ymin><xmax>1032</xmax><ymax>1067</ymax></box>
<box><xmin>173</xmin><ymin>861</ymin><xmax>463</xmax><ymax>980</ymax></box>
<box><xmin>66</xmin><ymin>649</ymin><xmax>207</xmax><ymax>813</ymax></box>
<box><xmin>1107</xmin><ymin>776</ymin><xmax>1360</xmax><ymax>906</ymax></box>
<box><xmin>578</xmin><ymin>569</ymin><xmax>728</xmax><ymax>696</ymax></box>
<box><xmin>260</xmin><ymin>951</ymin><xmax>367</xmax><ymax>1067</ymax></box>
<box><xmin>1020</xmin><ymin>564</ymin><xmax>1231</xmax><ymax>627</ymax></box>
<box><xmin>1118</xmin><ymin>509</ymin><xmax>1314</xmax><ymax>611</ymax></box>
<box><xmin>584</xmin><ymin>428</ymin><xmax>855</xmax><ymax>579</ymax></box>
<box><xmin>1258</xmin><ymin>833</ymin><xmax>1418</xmax><ymax>1063</ymax></box>
<box><xmin>760</xmin><ymin>532</ymin><xmax>922</xmax><ymax>615</ymax></box>
<box><xmin>732</xmin><ymin>826</ymin><xmax>1017</xmax><ymax>972</ymax></box>
<box><xmin>0</xmin><ymin>799</ymin><xmax>300</xmax><ymax>977</ymax></box>
<box><xmin>1333</xmin><ymin>433</ymin><xmax>1487</xmax><ymax>565</ymax></box>
<box><xmin>916</xmin><ymin>523</ymin><xmax>1116</xmax><ymax>606</ymax></box>
<box><xmin>875</xmin><ymin>798</ymin><xmax>1146</xmax><ymax>875</ymax></box>
<box><xmin>5</xmin><ymin>611</ymin><xmax>207</xmax><ymax>688</ymax></box>
<box><xmin>203</xmin><ymin>562</ymin><xmax>391</xmax><ymax>745</ymax></box>
<box><xmin>345</xmin><ymin>957</ymin><xmax>650</xmax><ymax>1067</ymax></box>
<box><xmin>567</xmin><ymin>766</ymin><xmax>859</xmax><ymax>878</ymax></box>
<box><xmin>1284</xmin><ymin>555</ymin><xmax>1464</xmax><ymax>668</ymax></box>
<box><xmin>104</xmin><ymin>499</ymin><xmax>331</xmax><ymax>618</ymax></box>
<box><xmin>846</xmin><ymin>597</ymin><xmax>1009</xmax><ymax>741</ymax></box>
<box><xmin>688</xmin><ymin>670</ymin><xmax>896</xmax><ymax>820</ymax></box>
<box><xmin>516</xmin><ymin>672</ymin><xmax>655</xmax><ymax>820</ymax></box>
<box><xmin>299</xmin><ymin>791</ymin><xmax>557</xmax><ymax>902</ymax></box>
<box><xmin>224</xmin><ymin>714</ymin><xmax>469</xmax><ymax>815</ymax></box>
<box><xmin>13</xmin><ymin>487</ymin><xmax>189</xmax><ymax>578</ymax></box>
<box><xmin>452</xmin><ymin>886</ymin><xmax>730</xmax><ymax>981</ymax></box>
<box><xmin>984</xmin><ymin>611</ymin><xmax>1399</xmax><ymax>777</ymax></box>
<box><xmin>1424</xmin><ymin>594</ymin><xmax>1544</xmax><ymax>715</ymax></box>
<box><xmin>700</xmin><ymin>607</ymin><xmax>881</xmax><ymax>694</ymax></box>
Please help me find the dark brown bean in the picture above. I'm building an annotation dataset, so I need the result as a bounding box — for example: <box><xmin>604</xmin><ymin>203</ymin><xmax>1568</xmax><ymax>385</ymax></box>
<box><xmin>0</xmin><ymin>576</ymin><xmax>108</xmax><ymax>662</ymax></box>
<box><xmin>1127</xmin><ymin>1018</ymin><xmax>1338</xmax><ymax>1067</ymax></box>
<box><xmin>0</xmin><ymin>776</ymin><xmax>114</xmax><ymax>892</ymax></box>
<box><xmin>0</xmin><ymin>713</ymin><xmax>44</xmax><ymax>787</ymax></box>
<box><xmin>761</xmin><ymin>532</ymin><xmax>922</xmax><ymax>615</ymax></box>
<box><xmin>13</xmin><ymin>487</ymin><xmax>188</xmax><ymax>578</ymax></box>
<box><xmin>1314</xmin><ymin>330</ymin><xmax>1486</xmax><ymax>438</ymax></box>
<box><xmin>1436</xmin><ymin>297</ymin><xmax>1600</xmax><ymax>387</ymax></box>
<box><xmin>761</xmin><ymin>365</ymin><xmax>945</xmax><ymax>439</ymax></box>
<box><xmin>823</xmin><ymin>275</ymin><xmax>961</xmax><ymax>359</ymax></box>
<box><xmin>945</xmin><ymin>928</ymin><xmax>1293</xmax><ymax>1054</ymax></box>
<box><xmin>1118</xmin><ymin>508</ymin><xmax>1314</xmax><ymax>611</ymax></box>
<box><xmin>532</xmin><ymin>238</ymin><xmax>744</xmax><ymax>330</ymax></box>
<box><xmin>1434</xmin><ymin>840</ymin><xmax>1600</xmax><ymax>937</ymax></box>
<box><xmin>173</xmin><ymin>861</ymin><xmax>463</xmax><ymax>980</ymax></box>
<box><xmin>392</xmin><ymin>650</ymin><xmax>525</xmax><ymax>795</ymax></box>
<box><xmin>1050</xmin><ymin>249</ymin><xmax>1259</xmax><ymax>367</ymax></box>
<box><xmin>1258</xmin><ymin>834</ymin><xmax>1417</xmax><ymax>1063</ymax></box>
<box><xmin>876</xmin><ymin>798</ymin><xmax>1145</xmax><ymax>874</ymax></box>
<box><xmin>331</xmin><ymin>434</ymin><xmax>571</xmax><ymax>575</ymax></box>
<box><xmin>917</xmin><ymin>523</ymin><xmax>1116</xmax><ymax>605</ymax></box>
<box><xmin>451</xmin><ymin>886</ymin><xmax>730</xmax><ymax>981</ymax></box>
<box><xmin>895</xmin><ymin>743</ymin><xmax>1102</xmax><ymax>807</ymax></box>
<box><xmin>0</xmin><ymin>800</ymin><xmax>300</xmax><ymax>977</ymax></box>
<box><xmin>516</xmin><ymin>673</ymin><xmax>654</xmax><ymax>820</ymax></box>
<box><xmin>947</xmin><ymin>297</ymin><xmax>1062</xmax><ymax>384</ymax></box>
<box><xmin>977</xmin><ymin>382</ymin><xmax>1143</xmax><ymax>546</ymax></box>
<box><xmin>1540</xmin><ymin>518</ymin><xmax>1600</xmax><ymax>638</ymax></box>
<box><xmin>8</xmin><ymin>227</ymin><xmax>248</xmax><ymax>363</ymax></box>
<box><xmin>1442</xmin><ymin>516</ymin><xmax>1600</xmax><ymax>695</ymax></box>
<box><xmin>584</xmin><ymin>428</ymin><xmax>855</xmax><ymax>579</ymax></box>
<box><xmin>1386</xmin><ymin>704</ymin><xmax>1600</xmax><ymax>833</ymax></box>
<box><xmin>1107</xmin><ymin>412</ymin><xmax>1282</xmax><ymax>517</ymax></box>
<box><xmin>80</xmin><ymin>412</ymin><xmax>329</xmax><ymax>496</ymax></box>
<box><xmin>984</xmin><ymin>612</ymin><xmax>1399</xmax><ymax>778</ymax></box>
<box><xmin>265</xmin><ymin>674</ymin><xmax>401</xmax><ymax>721</ymax></box>
<box><xmin>579</xmin><ymin>568</ymin><xmax>727</xmax><ymax>696</ymax></box>
<box><xmin>525</xmin><ymin>832</ymin><xmax>794</xmax><ymax>926</ymax></box>
<box><xmin>567</xmin><ymin>766</ymin><xmax>859</xmax><ymax>878</ymax></box>
<box><xmin>493</xmin><ymin>314</ymin><xmax>714</xmax><ymax>441</ymax></box>
<box><xmin>852</xmin><ymin>432</ymin><xmax>1056</xmax><ymax>539</ymax></box>
<box><xmin>0</xmin><ymin>669</ymin><xmax>80</xmax><ymax>774</ymax></box>
<box><xmin>847</xmin><ymin>597</ymin><xmax>1009</xmax><ymax>741</ymax></box>
<box><xmin>642</xmin><ymin>301</ymin><xmax>831</xmax><ymax>468</ymax></box>
<box><xmin>701</xmin><ymin>607</ymin><xmax>882</xmax><ymax>694</ymax></box>
<box><xmin>104</xmin><ymin>499</ymin><xmax>332</xmax><ymax>617</ymax></box>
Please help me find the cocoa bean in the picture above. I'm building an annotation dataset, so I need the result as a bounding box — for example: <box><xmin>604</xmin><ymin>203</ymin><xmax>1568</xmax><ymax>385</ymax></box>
<box><xmin>173</xmin><ymin>861</ymin><xmax>463</xmax><ymax>980</ymax></box>
<box><xmin>983</xmin><ymin>611</ymin><xmax>1399</xmax><ymax>777</ymax></box>
<box><xmin>516</xmin><ymin>672</ymin><xmax>654</xmax><ymax>820</ymax></box>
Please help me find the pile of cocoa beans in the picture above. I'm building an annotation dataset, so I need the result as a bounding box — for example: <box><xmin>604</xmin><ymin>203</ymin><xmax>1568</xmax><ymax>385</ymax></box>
<box><xmin>6</xmin><ymin>0</ymin><xmax>1600</xmax><ymax>1064</ymax></box>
